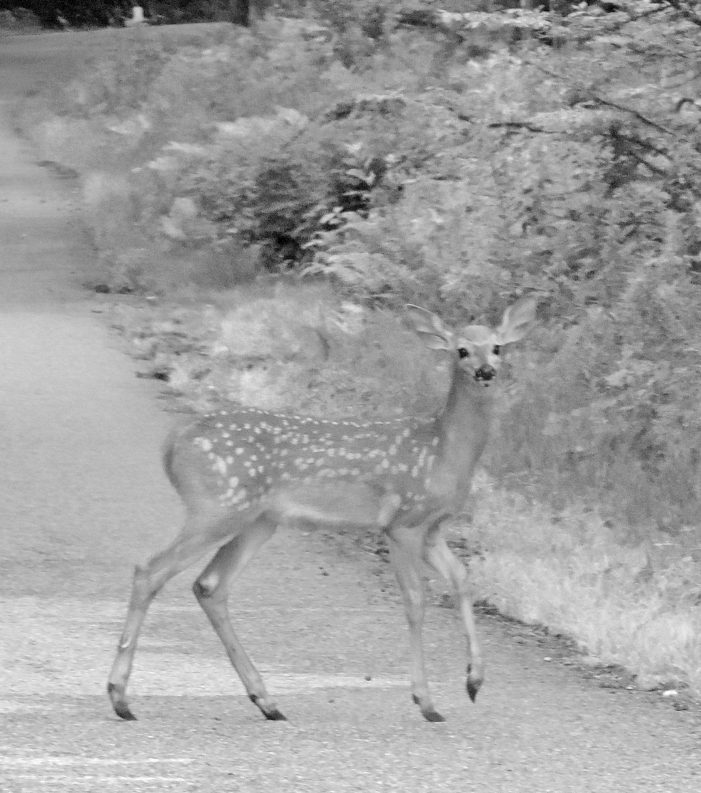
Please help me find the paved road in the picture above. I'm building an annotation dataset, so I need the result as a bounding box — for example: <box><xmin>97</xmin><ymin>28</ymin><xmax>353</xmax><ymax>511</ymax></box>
<box><xmin>1</xmin><ymin>30</ymin><xmax>700</xmax><ymax>793</ymax></box>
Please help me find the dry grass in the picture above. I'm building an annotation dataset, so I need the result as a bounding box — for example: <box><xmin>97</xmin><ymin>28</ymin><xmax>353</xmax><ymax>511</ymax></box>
<box><xmin>108</xmin><ymin>280</ymin><xmax>444</xmax><ymax>418</ymax></box>
<box><xmin>462</xmin><ymin>478</ymin><xmax>701</xmax><ymax>694</ymax></box>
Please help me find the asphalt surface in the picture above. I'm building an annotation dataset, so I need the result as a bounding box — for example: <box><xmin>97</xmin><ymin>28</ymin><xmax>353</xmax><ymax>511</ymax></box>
<box><xmin>1</xmin><ymin>29</ymin><xmax>701</xmax><ymax>793</ymax></box>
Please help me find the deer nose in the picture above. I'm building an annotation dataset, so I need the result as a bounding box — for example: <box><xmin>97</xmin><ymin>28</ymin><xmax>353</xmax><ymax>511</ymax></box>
<box><xmin>475</xmin><ymin>365</ymin><xmax>496</xmax><ymax>381</ymax></box>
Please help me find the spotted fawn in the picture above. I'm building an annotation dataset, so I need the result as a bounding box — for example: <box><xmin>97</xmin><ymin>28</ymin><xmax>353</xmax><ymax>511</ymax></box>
<box><xmin>108</xmin><ymin>296</ymin><xmax>536</xmax><ymax>722</ymax></box>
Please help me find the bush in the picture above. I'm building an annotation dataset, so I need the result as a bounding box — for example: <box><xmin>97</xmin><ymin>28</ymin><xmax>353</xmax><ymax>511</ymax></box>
<box><xmin>19</xmin><ymin>5</ymin><xmax>701</xmax><ymax>536</ymax></box>
<box><xmin>0</xmin><ymin>6</ymin><xmax>40</xmax><ymax>29</ymax></box>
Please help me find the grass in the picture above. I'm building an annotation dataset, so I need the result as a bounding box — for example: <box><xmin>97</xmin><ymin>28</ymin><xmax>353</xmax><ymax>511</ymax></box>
<box><xmin>108</xmin><ymin>280</ymin><xmax>443</xmax><ymax>418</ymax></box>
<box><xmin>463</xmin><ymin>479</ymin><xmax>701</xmax><ymax>695</ymax></box>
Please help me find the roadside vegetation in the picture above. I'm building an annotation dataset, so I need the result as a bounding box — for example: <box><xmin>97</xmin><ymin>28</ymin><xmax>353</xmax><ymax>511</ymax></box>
<box><xmin>15</xmin><ymin>0</ymin><xmax>701</xmax><ymax>699</ymax></box>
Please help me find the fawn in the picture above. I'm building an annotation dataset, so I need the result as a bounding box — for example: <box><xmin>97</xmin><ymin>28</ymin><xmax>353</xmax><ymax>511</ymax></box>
<box><xmin>108</xmin><ymin>296</ymin><xmax>536</xmax><ymax>722</ymax></box>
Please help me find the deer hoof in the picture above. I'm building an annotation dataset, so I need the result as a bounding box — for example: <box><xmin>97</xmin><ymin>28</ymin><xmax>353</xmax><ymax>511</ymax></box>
<box><xmin>107</xmin><ymin>683</ymin><xmax>137</xmax><ymax>721</ymax></box>
<box><xmin>422</xmin><ymin>708</ymin><xmax>446</xmax><ymax>723</ymax></box>
<box><xmin>264</xmin><ymin>708</ymin><xmax>288</xmax><ymax>721</ymax></box>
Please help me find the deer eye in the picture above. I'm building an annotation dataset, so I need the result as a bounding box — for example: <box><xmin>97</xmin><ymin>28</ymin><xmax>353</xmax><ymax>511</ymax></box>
<box><xmin>493</xmin><ymin>345</ymin><xmax>501</xmax><ymax>356</ymax></box>
<box><xmin>458</xmin><ymin>347</ymin><xmax>469</xmax><ymax>359</ymax></box>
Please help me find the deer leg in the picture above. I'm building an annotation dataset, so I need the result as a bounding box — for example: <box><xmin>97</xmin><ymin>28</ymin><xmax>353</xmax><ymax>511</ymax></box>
<box><xmin>108</xmin><ymin>519</ymin><xmax>233</xmax><ymax>721</ymax></box>
<box><xmin>192</xmin><ymin>519</ymin><xmax>285</xmax><ymax>721</ymax></box>
<box><xmin>424</xmin><ymin>529</ymin><xmax>484</xmax><ymax>702</ymax></box>
<box><xmin>388</xmin><ymin>526</ymin><xmax>444</xmax><ymax>722</ymax></box>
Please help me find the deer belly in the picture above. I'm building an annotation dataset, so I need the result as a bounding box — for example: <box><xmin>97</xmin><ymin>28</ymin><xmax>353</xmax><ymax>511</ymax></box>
<box><xmin>262</xmin><ymin>482</ymin><xmax>399</xmax><ymax>528</ymax></box>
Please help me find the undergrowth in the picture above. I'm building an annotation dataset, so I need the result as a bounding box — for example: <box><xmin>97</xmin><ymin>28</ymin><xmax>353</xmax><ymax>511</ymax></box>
<box><xmin>465</xmin><ymin>479</ymin><xmax>701</xmax><ymax>695</ymax></box>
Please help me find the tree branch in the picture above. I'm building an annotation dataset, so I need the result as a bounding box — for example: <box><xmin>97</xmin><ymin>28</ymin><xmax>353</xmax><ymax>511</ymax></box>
<box><xmin>486</xmin><ymin>120</ymin><xmax>557</xmax><ymax>134</ymax></box>
<box><xmin>664</xmin><ymin>0</ymin><xmax>701</xmax><ymax>29</ymax></box>
<box><xmin>589</xmin><ymin>95</ymin><xmax>673</xmax><ymax>135</ymax></box>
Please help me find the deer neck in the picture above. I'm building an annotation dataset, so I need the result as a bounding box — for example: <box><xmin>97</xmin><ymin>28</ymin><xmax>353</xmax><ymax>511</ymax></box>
<box><xmin>432</xmin><ymin>365</ymin><xmax>494</xmax><ymax>501</ymax></box>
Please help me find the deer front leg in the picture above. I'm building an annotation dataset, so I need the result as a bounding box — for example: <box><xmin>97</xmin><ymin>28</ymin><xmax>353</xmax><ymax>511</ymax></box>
<box><xmin>388</xmin><ymin>526</ymin><xmax>444</xmax><ymax>722</ymax></box>
<box><xmin>424</xmin><ymin>529</ymin><xmax>484</xmax><ymax>702</ymax></box>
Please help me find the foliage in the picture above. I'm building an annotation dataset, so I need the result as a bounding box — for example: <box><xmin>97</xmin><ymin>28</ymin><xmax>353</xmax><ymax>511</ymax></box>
<box><xmin>300</xmin><ymin>6</ymin><xmax>701</xmax><ymax>534</ymax></box>
<box><xmin>19</xmin><ymin>2</ymin><xmax>701</xmax><ymax>546</ymax></box>
<box><xmin>0</xmin><ymin>0</ymin><xmax>240</xmax><ymax>26</ymax></box>
<box><xmin>0</xmin><ymin>1</ymin><xmax>124</xmax><ymax>26</ymax></box>
<box><xmin>0</xmin><ymin>6</ymin><xmax>39</xmax><ymax>29</ymax></box>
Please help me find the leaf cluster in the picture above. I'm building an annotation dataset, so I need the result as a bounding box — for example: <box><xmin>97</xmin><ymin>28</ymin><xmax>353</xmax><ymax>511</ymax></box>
<box><xmin>20</xmin><ymin>4</ymin><xmax>701</xmax><ymax>533</ymax></box>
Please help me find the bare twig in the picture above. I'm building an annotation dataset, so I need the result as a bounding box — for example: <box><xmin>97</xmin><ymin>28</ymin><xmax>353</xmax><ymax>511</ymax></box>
<box><xmin>532</xmin><ymin>65</ymin><xmax>674</xmax><ymax>136</ymax></box>
<box><xmin>590</xmin><ymin>95</ymin><xmax>673</xmax><ymax>135</ymax></box>
<box><xmin>487</xmin><ymin>120</ymin><xmax>557</xmax><ymax>134</ymax></box>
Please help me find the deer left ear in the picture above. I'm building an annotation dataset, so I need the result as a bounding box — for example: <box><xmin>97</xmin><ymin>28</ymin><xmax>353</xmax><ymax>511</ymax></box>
<box><xmin>405</xmin><ymin>305</ymin><xmax>454</xmax><ymax>351</ymax></box>
<box><xmin>495</xmin><ymin>296</ymin><xmax>537</xmax><ymax>345</ymax></box>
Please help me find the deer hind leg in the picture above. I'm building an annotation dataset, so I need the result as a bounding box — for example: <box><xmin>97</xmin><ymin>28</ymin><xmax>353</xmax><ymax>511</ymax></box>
<box><xmin>424</xmin><ymin>529</ymin><xmax>484</xmax><ymax>702</ymax></box>
<box><xmin>388</xmin><ymin>525</ymin><xmax>444</xmax><ymax>722</ymax></box>
<box><xmin>192</xmin><ymin>518</ymin><xmax>285</xmax><ymax>721</ymax></box>
<box><xmin>107</xmin><ymin>515</ymin><xmax>235</xmax><ymax>721</ymax></box>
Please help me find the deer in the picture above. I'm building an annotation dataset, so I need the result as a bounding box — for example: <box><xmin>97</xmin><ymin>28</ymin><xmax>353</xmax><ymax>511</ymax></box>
<box><xmin>107</xmin><ymin>296</ymin><xmax>536</xmax><ymax>723</ymax></box>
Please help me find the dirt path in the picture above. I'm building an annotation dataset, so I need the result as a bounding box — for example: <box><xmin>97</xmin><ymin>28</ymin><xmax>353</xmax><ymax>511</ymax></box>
<box><xmin>1</xmin><ymin>30</ymin><xmax>700</xmax><ymax>793</ymax></box>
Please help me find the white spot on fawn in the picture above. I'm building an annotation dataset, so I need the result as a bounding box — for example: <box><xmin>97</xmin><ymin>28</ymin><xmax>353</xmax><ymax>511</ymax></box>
<box><xmin>214</xmin><ymin>457</ymin><xmax>228</xmax><ymax>476</ymax></box>
<box><xmin>230</xmin><ymin>488</ymin><xmax>247</xmax><ymax>505</ymax></box>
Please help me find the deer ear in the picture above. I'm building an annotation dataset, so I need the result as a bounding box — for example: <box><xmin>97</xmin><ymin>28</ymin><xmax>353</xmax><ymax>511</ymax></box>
<box><xmin>405</xmin><ymin>305</ymin><xmax>453</xmax><ymax>351</ymax></box>
<box><xmin>495</xmin><ymin>296</ymin><xmax>537</xmax><ymax>345</ymax></box>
